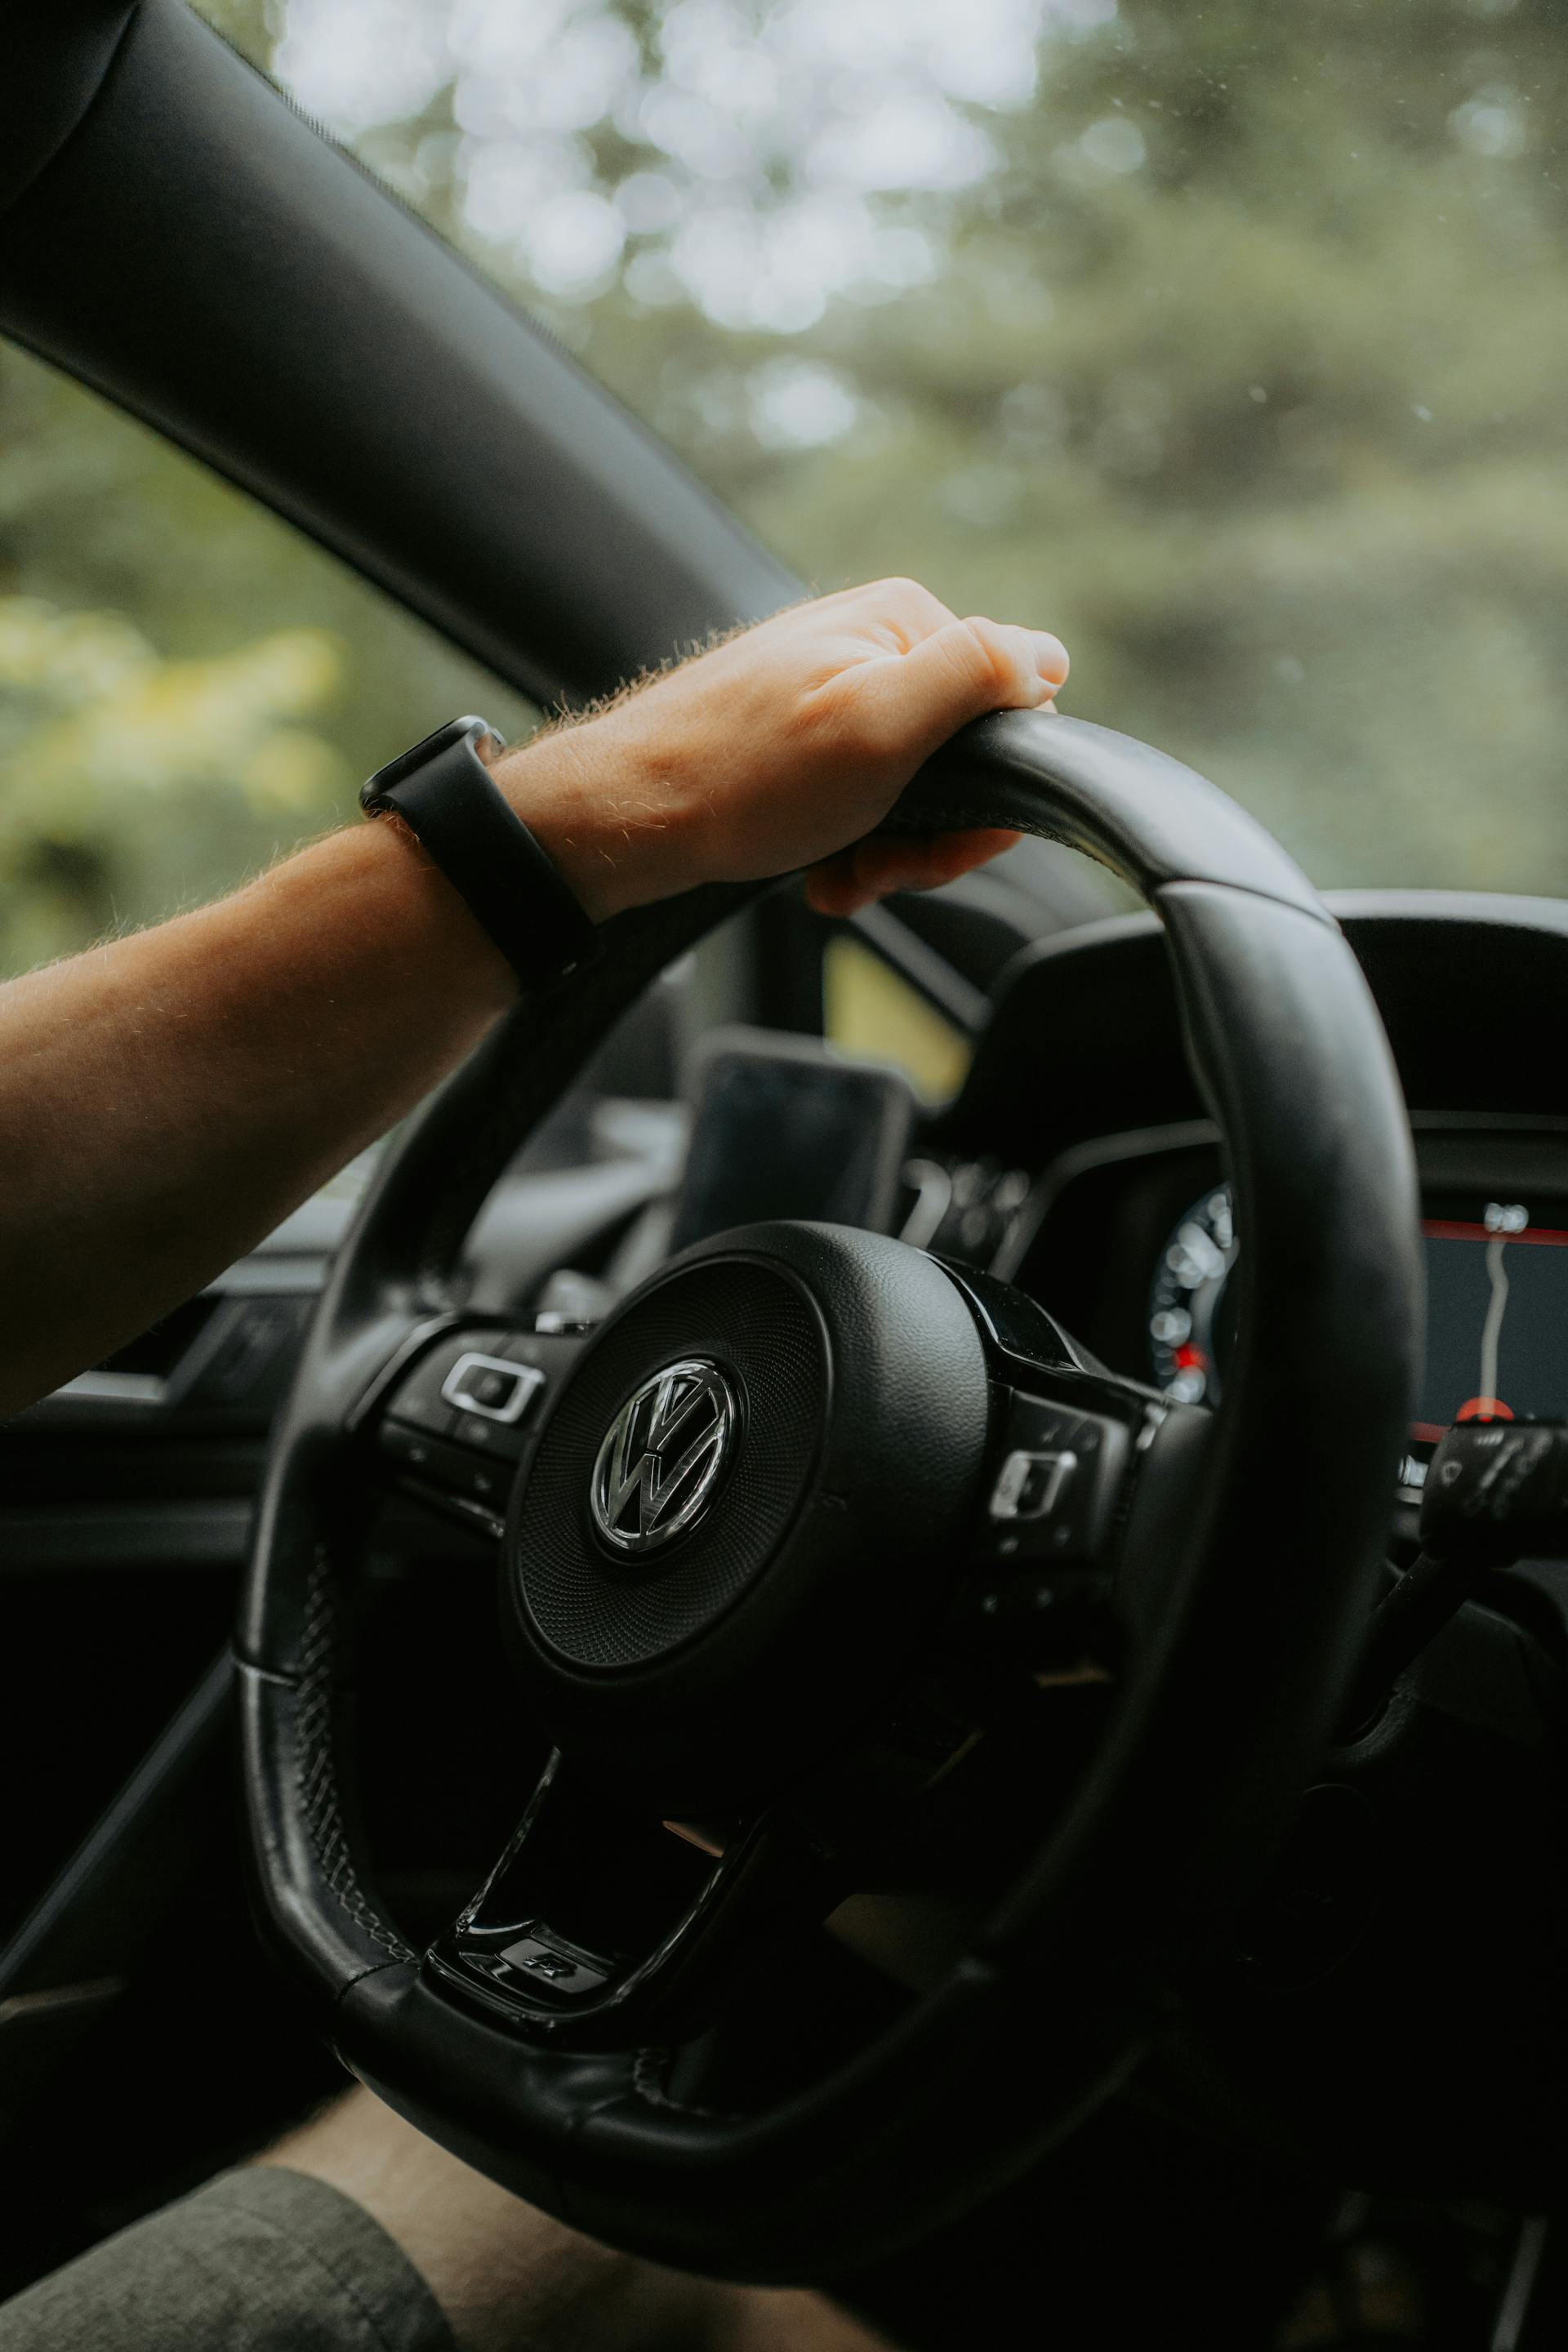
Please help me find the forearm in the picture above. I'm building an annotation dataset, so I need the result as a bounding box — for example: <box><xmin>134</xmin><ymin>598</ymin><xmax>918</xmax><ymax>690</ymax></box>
<box><xmin>0</xmin><ymin>710</ymin><xmax>697</xmax><ymax>1414</ymax></box>
<box><xmin>0</xmin><ymin>818</ymin><xmax>512</xmax><ymax>1414</ymax></box>
<box><xmin>0</xmin><ymin>583</ymin><xmax>1067</xmax><ymax>1415</ymax></box>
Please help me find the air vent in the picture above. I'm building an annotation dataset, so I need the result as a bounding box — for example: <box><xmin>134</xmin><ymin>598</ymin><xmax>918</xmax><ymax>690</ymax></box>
<box><xmin>97</xmin><ymin>1296</ymin><xmax>220</xmax><ymax>1383</ymax></box>
<box><xmin>54</xmin><ymin>1291</ymin><xmax>310</xmax><ymax>1415</ymax></box>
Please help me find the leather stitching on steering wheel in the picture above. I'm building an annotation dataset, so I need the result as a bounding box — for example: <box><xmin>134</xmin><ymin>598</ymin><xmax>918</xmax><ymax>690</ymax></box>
<box><xmin>296</xmin><ymin>1544</ymin><xmax>415</xmax><ymax>1963</ymax></box>
<box><xmin>630</xmin><ymin>2047</ymin><xmax>742</xmax><ymax>2123</ymax></box>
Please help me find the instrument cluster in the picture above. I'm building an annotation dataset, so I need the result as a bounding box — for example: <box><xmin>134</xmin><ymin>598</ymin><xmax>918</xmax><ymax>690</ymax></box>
<box><xmin>1005</xmin><ymin>1125</ymin><xmax>1568</xmax><ymax>1502</ymax></box>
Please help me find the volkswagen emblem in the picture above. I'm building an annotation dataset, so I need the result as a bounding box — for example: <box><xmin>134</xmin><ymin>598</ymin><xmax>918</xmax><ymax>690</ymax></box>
<box><xmin>589</xmin><ymin>1358</ymin><xmax>738</xmax><ymax>1555</ymax></box>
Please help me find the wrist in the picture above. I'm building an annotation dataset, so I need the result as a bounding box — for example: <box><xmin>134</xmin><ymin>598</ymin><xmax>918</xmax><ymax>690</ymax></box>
<box><xmin>363</xmin><ymin>717</ymin><xmax>606</xmax><ymax>987</ymax></box>
<box><xmin>488</xmin><ymin>727</ymin><xmax>687</xmax><ymax>924</ymax></box>
<box><xmin>353</xmin><ymin>809</ymin><xmax>519</xmax><ymax>1019</ymax></box>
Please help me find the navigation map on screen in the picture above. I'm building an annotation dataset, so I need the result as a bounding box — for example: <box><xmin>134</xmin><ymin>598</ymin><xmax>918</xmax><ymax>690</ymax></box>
<box><xmin>1414</xmin><ymin>1200</ymin><xmax>1568</xmax><ymax>1440</ymax></box>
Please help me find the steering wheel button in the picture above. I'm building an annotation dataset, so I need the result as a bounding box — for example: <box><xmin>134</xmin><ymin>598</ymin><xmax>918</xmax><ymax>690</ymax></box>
<box><xmin>990</xmin><ymin>1448</ymin><xmax>1077</xmax><ymax>1522</ymax></box>
<box><xmin>380</xmin><ymin>1419</ymin><xmax>439</xmax><ymax>1471</ymax></box>
<box><xmin>1010</xmin><ymin>1403</ymin><xmax>1077</xmax><ymax>1450</ymax></box>
<box><xmin>442</xmin><ymin>1352</ymin><xmax>545</xmax><ymax>1424</ymax></box>
<box><xmin>497</xmin><ymin>1935</ymin><xmax>608</xmax><ymax>1997</ymax></box>
<box><xmin>450</xmin><ymin>1450</ymin><xmax>517</xmax><ymax>1507</ymax></box>
<box><xmin>455</xmin><ymin>1413</ymin><xmax>531</xmax><ymax>1463</ymax></box>
<box><xmin>381</xmin><ymin>1385</ymin><xmax>459</xmax><ymax>1439</ymax></box>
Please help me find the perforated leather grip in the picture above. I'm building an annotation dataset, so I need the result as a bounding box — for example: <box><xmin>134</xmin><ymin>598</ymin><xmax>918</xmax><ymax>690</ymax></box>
<box><xmin>361</xmin><ymin>715</ymin><xmax>599</xmax><ymax>992</ymax></box>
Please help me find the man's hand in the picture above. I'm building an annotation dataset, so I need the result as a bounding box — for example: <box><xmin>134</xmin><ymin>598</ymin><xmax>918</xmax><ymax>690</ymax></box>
<box><xmin>492</xmin><ymin>578</ymin><xmax>1069</xmax><ymax>922</ymax></box>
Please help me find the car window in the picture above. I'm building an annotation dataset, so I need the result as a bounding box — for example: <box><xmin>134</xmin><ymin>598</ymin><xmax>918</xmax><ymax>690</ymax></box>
<box><xmin>823</xmin><ymin>935</ymin><xmax>972</xmax><ymax>1102</ymax></box>
<box><xmin>0</xmin><ymin>343</ymin><xmax>535</xmax><ymax>978</ymax></box>
<box><xmin>198</xmin><ymin>0</ymin><xmax>1568</xmax><ymax>901</ymax></box>
<box><xmin>0</xmin><ymin>329</ymin><xmax>957</xmax><ymax>1102</ymax></box>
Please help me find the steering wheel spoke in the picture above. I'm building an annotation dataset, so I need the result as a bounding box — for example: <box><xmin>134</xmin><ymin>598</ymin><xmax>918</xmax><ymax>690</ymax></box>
<box><xmin>359</xmin><ymin>1319</ymin><xmax>591</xmax><ymax>1533</ymax></box>
<box><xmin>425</xmin><ymin>1749</ymin><xmax>839</xmax><ymax>2047</ymax></box>
<box><xmin>945</xmin><ymin>1260</ymin><xmax>1190</xmax><ymax>1688</ymax></box>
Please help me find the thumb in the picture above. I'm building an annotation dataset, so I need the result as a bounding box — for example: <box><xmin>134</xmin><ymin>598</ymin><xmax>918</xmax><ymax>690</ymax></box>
<box><xmin>857</xmin><ymin>615</ymin><xmax>1069</xmax><ymax>765</ymax></box>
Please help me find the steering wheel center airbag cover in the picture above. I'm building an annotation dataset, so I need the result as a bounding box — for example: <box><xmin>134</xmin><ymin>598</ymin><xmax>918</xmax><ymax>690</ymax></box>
<box><xmin>502</xmin><ymin>1221</ymin><xmax>991</xmax><ymax>1800</ymax></box>
<box><xmin>515</xmin><ymin>1251</ymin><xmax>825</xmax><ymax>1670</ymax></box>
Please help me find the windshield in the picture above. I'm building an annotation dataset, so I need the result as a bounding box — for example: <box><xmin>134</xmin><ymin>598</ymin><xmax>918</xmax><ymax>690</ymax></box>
<box><xmin>16</xmin><ymin>0</ymin><xmax>1568</xmax><ymax>951</ymax></box>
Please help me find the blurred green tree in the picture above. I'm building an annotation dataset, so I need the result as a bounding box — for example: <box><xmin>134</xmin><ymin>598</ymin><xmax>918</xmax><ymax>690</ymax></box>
<box><xmin>0</xmin><ymin>594</ymin><xmax>345</xmax><ymax>969</ymax></box>
<box><xmin>0</xmin><ymin>325</ymin><xmax>530</xmax><ymax>972</ymax></box>
<box><xmin>224</xmin><ymin>0</ymin><xmax>1568</xmax><ymax>889</ymax></box>
<box><xmin>580</xmin><ymin>0</ymin><xmax>1568</xmax><ymax>889</ymax></box>
<box><xmin>3</xmin><ymin>0</ymin><xmax>1565</xmax><ymax>984</ymax></box>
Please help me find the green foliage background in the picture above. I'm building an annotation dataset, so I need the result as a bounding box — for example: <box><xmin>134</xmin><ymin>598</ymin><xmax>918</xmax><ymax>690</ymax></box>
<box><xmin>0</xmin><ymin>343</ymin><xmax>532</xmax><ymax>969</ymax></box>
<box><xmin>2</xmin><ymin>0</ymin><xmax>1566</xmax><ymax>975</ymax></box>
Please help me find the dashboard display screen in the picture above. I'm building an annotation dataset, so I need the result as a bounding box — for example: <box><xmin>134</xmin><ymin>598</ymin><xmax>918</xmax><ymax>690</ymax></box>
<box><xmin>1147</xmin><ymin>1185</ymin><xmax>1568</xmax><ymax>1457</ymax></box>
<box><xmin>1414</xmin><ymin>1196</ymin><xmax>1568</xmax><ymax>1437</ymax></box>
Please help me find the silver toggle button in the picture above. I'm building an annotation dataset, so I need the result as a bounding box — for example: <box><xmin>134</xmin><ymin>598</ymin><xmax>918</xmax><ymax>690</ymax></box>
<box><xmin>989</xmin><ymin>1448</ymin><xmax>1077</xmax><ymax>1522</ymax></box>
<box><xmin>442</xmin><ymin>1352</ymin><xmax>546</xmax><ymax>1424</ymax></box>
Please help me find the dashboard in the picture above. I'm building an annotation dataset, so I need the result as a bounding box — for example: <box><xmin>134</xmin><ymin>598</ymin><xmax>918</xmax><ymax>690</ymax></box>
<box><xmin>898</xmin><ymin>891</ymin><xmax>1568</xmax><ymax>1527</ymax></box>
<box><xmin>987</xmin><ymin>1122</ymin><xmax>1568</xmax><ymax>1508</ymax></box>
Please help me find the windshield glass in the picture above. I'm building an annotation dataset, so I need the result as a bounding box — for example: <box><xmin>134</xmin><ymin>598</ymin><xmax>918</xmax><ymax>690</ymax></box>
<box><xmin>146</xmin><ymin>6</ymin><xmax>1568</xmax><ymax>893</ymax></box>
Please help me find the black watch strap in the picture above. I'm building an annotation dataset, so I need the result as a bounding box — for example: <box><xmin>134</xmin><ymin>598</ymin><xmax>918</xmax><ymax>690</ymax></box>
<box><xmin>360</xmin><ymin>716</ymin><xmax>599</xmax><ymax>991</ymax></box>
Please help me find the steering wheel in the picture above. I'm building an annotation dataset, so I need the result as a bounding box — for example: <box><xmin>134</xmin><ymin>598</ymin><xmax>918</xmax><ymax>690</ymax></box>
<box><xmin>240</xmin><ymin>711</ymin><xmax>1420</xmax><ymax>2281</ymax></box>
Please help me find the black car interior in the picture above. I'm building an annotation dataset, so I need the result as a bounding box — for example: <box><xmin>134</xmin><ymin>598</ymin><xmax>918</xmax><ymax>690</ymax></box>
<box><xmin>7</xmin><ymin>6</ymin><xmax>1568</xmax><ymax>2345</ymax></box>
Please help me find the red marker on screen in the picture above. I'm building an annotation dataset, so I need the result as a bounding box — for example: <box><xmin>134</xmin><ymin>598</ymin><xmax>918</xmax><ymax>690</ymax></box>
<box><xmin>1455</xmin><ymin>1396</ymin><xmax>1514</xmax><ymax>1423</ymax></box>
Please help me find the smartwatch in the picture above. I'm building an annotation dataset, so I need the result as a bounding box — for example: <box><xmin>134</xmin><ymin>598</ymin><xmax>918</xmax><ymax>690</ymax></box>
<box><xmin>360</xmin><ymin>716</ymin><xmax>599</xmax><ymax>991</ymax></box>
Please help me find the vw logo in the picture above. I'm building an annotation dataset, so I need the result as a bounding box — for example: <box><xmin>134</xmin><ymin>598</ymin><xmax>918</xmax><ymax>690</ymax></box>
<box><xmin>589</xmin><ymin>1358</ymin><xmax>738</xmax><ymax>1555</ymax></box>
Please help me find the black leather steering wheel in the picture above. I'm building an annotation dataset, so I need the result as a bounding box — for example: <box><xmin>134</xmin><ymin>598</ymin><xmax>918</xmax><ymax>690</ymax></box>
<box><xmin>239</xmin><ymin>710</ymin><xmax>1421</xmax><ymax>2281</ymax></box>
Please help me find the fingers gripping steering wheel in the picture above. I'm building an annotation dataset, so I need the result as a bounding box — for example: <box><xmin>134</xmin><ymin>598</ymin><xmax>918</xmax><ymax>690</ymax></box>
<box><xmin>240</xmin><ymin>712</ymin><xmax>1419</xmax><ymax>2282</ymax></box>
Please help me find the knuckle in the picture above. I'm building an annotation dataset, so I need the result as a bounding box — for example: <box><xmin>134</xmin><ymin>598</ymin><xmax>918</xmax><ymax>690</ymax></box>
<box><xmin>956</xmin><ymin>617</ymin><xmax>1017</xmax><ymax>699</ymax></box>
<box><xmin>873</xmin><ymin>574</ymin><xmax>952</xmax><ymax>630</ymax></box>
